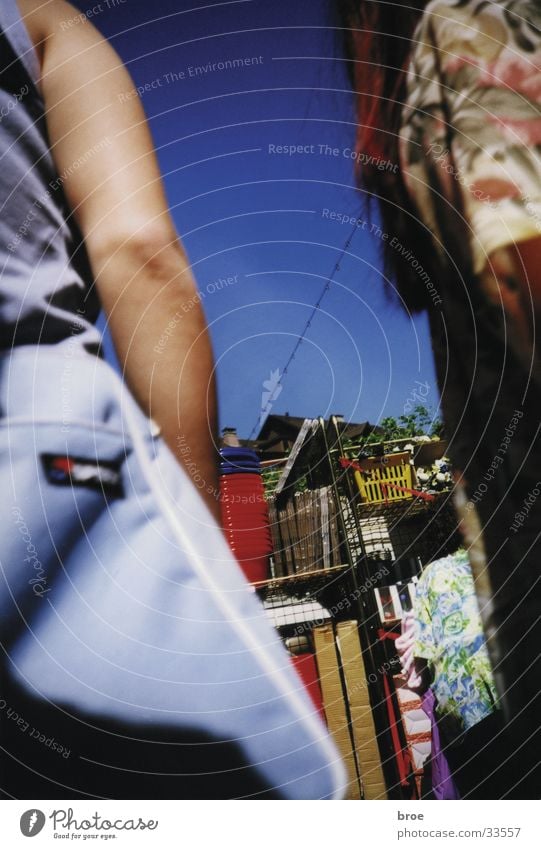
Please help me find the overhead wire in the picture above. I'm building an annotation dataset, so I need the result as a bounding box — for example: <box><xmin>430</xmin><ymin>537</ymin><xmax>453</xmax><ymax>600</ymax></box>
<box><xmin>248</xmin><ymin>223</ymin><xmax>358</xmax><ymax>440</ymax></box>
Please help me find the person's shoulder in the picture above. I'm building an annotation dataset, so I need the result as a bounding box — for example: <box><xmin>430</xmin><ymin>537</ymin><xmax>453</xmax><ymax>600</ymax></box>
<box><xmin>416</xmin><ymin>1</ymin><xmax>501</xmax><ymax>45</ymax></box>
<box><xmin>417</xmin><ymin>0</ymin><xmax>541</xmax><ymax>60</ymax></box>
<box><xmin>420</xmin><ymin>0</ymin><xmax>529</xmax><ymax>23</ymax></box>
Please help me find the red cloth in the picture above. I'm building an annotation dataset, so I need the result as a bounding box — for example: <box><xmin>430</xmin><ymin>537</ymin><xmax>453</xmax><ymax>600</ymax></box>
<box><xmin>382</xmin><ymin>673</ymin><xmax>411</xmax><ymax>788</ymax></box>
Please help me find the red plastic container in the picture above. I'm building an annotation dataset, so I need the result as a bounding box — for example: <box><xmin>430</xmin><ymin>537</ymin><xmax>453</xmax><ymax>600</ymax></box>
<box><xmin>220</xmin><ymin>470</ymin><xmax>272</xmax><ymax>584</ymax></box>
<box><xmin>291</xmin><ymin>653</ymin><xmax>325</xmax><ymax>720</ymax></box>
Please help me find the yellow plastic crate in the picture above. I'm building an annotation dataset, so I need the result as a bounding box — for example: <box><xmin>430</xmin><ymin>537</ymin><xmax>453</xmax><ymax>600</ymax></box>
<box><xmin>353</xmin><ymin>452</ymin><xmax>416</xmax><ymax>505</ymax></box>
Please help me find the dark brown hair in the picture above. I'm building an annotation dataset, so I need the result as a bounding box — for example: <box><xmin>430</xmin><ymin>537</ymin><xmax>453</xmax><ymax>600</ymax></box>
<box><xmin>337</xmin><ymin>1</ymin><xmax>433</xmax><ymax>311</ymax></box>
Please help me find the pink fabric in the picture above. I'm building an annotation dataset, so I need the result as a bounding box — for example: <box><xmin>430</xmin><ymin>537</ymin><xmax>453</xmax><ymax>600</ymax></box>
<box><xmin>395</xmin><ymin>611</ymin><xmax>424</xmax><ymax>690</ymax></box>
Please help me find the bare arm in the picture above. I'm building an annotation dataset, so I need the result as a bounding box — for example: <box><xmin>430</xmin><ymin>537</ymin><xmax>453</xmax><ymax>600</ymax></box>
<box><xmin>480</xmin><ymin>238</ymin><xmax>541</xmax><ymax>371</ymax></box>
<box><xmin>510</xmin><ymin>236</ymin><xmax>541</xmax><ymax>327</ymax></box>
<box><xmin>19</xmin><ymin>0</ymin><xmax>220</xmax><ymax>521</ymax></box>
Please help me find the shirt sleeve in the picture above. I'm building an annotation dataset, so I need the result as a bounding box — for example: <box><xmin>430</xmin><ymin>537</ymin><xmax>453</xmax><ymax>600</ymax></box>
<box><xmin>402</xmin><ymin>0</ymin><xmax>541</xmax><ymax>274</ymax></box>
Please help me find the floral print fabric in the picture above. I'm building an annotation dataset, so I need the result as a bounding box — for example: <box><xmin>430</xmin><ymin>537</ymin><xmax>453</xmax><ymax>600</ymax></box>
<box><xmin>400</xmin><ymin>0</ymin><xmax>541</xmax><ymax>274</ymax></box>
<box><xmin>414</xmin><ymin>550</ymin><xmax>498</xmax><ymax>731</ymax></box>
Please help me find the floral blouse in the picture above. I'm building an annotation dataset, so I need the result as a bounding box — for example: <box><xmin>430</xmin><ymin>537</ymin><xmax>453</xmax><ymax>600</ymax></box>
<box><xmin>400</xmin><ymin>0</ymin><xmax>541</xmax><ymax>275</ymax></box>
<box><xmin>414</xmin><ymin>550</ymin><xmax>498</xmax><ymax>731</ymax></box>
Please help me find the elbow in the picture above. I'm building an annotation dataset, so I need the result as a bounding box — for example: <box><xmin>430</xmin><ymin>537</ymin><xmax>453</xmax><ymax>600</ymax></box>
<box><xmin>89</xmin><ymin>226</ymin><xmax>196</xmax><ymax>295</ymax></box>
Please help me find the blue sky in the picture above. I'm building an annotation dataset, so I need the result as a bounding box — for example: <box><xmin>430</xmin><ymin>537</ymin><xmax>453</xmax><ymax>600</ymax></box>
<box><xmin>78</xmin><ymin>0</ymin><xmax>439</xmax><ymax>437</ymax></box>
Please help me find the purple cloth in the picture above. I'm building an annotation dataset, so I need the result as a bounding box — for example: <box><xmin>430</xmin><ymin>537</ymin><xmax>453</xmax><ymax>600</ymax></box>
<box><xmin>422</xmin><ymin>689</ymin><xmax>460</xmax><ymax>800</ymax></box>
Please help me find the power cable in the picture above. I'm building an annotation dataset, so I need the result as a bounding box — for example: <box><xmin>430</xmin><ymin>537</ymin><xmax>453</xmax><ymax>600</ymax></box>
<box><xmin>248</xmin><ymin>223</ymin><xmax>358</xmax><ymax>440</ymax></box>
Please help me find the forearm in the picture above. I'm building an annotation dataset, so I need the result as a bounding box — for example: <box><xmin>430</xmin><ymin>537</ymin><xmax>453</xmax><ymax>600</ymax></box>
<box><xmin>95</xmin><ymin>239</ymin><xmax>221</xmax><ymax>523</ymax></box>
